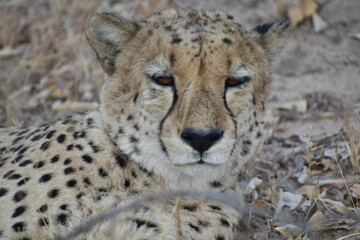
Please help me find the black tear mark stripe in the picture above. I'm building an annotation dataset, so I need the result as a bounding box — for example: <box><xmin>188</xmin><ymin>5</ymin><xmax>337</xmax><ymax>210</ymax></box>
<box><xmin>158</xmin><ymin>85</ymin><xmax>178</xmax><ymax>156</ymax></box>
<box><xmin>223</xmin><ymin>91</ymin><xmax>238</xmax><ymax>156</ymax></box>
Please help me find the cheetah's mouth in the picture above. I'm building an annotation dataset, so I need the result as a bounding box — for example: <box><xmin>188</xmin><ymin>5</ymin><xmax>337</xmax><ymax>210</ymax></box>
<box><xmin>174</xmin><ymin>159</ymin><xmax>222</xmax><ymax>166</ymax></box>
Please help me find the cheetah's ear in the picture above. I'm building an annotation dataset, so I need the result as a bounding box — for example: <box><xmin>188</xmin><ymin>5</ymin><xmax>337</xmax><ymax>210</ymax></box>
<box><xmin>86</xmin><ymin>12</ymin><xmax>139</xmax><ymax>75</ymax></box>
<box><xmin>250</xmin><ymin>20</ymin><xmax>290</xmax><ymax>58</ymax></box>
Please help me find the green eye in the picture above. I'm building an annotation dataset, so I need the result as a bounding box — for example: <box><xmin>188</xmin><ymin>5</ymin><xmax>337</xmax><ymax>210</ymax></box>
<box><xmin>225</xmin><ymin>76</ymin><xmax>251</xmax><ymax>88</ymax></box>
<box><xmin>150</xmin><ymin>75</ymin><xmax>175</xmax><ymax>86</ymax></box>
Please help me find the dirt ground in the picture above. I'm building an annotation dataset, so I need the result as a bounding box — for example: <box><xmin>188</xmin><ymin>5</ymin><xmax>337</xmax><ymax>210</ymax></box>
<box><xmin>0</xmin><ymin>0</ymin><xmax>359</xmax><ymax>239</ymax></box>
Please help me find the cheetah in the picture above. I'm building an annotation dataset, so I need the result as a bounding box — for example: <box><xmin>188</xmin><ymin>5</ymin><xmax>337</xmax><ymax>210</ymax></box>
<box><xmin>0</xmin><ymin>8</ymin><xmax>288</xmax><ymax>240</ymax></box>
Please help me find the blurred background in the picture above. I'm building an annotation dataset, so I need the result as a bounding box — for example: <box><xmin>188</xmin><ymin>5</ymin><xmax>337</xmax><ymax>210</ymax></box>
<box><xmin>0</xmin><ymin>1</ymin><xmax>360</xmax><ymax>238</ymax></box>
<box><xmin>0</xmin><ymin>0</ymin><xmax>359</xmax><ymax>135</ymax></box>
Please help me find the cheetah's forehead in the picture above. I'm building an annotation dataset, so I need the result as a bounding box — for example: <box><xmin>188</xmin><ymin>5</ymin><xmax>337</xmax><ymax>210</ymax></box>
<box><xmin>142</xmin><ymin>8</ymin><xmax>244</xmax><ymax>37</ymax></box>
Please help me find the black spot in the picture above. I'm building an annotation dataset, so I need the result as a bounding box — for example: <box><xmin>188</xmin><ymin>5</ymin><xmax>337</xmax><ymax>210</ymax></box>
<box><xmin>76</xmin><ymin>193</ymin><xmax>83</xmax><ymax>199</ymax></box>
<box><xmin>127</xmin><ymin>115</ymin><xmax>133</xmax><ymax>121</ymax></box>
<box><xmin>0</xmin><ymin>188</ymin><xmax>8</xmax><ymax>197</ymax></box>
<box><xmin>17</xmin><ymin>177</ymin><xmax>30</xmax><ymax>186</ymax></box>
<box><xmin>82</xmin><ymin>154</ymin><xmax>93</xmax><ymax>164</ymax></box>
<box><xmin>83</xmin><ymin>178</ymin><xmax>91</xmax><ymax>185</ymax></box>
<box><xmin>220</xmin><ymin>218</ymin><xmax>230</xmax><ymax>227</ymax></box>
<box><xmin>13</xmin><ymin>190</ymin><xmax>27</xmax><ymax>202</ymax></box>
<box><xmin>191</xmin><ymin>37</ymin><xmax>201</xmax><ymax>42</ymax></box>
<box><xmin>133</xmin><ymin>93</ymin><xmax>139</xmax><ymax>103</ymax></box>
<box><xmin>114</xmin><ymin>152</ymin><xmax>127</xmax><ymax>168</ymax></box>
<box><xmin>130</xmin><ymin>136</ymin><xmax>138</xmax><ymax>143</ymax></box>
<box><xmin>242</xmin><ymin>145</ymin><xmax>250</xmax><ymax>155</ymax></box>
<box><xmin>67</xmin><ymin>144</ymin><xmax>74</xmax><ymax>151</ymax></box>
<box><xmin>146</xmin><ymin>222</ymin><xmax>157</xmax><ymax>228</ymax></box>
<box><xmin>209</xmin><ymin>205</ymin><xmax>221</xmax><ymax>211</ymax></box>
<box><xmin>253</xmin><ymin>22</ymin><xmax>275</xmax><ymax>34</ymax></box>
<box><xmin>40</xmin><ymin>141</ymin><xmax>51</xmax><ymax>151</ymax></box>
<box><xmin>183</xmin><ymin>22</ymin><xmax>192</xmax><ymax>29</ymax></box>
<box><xmin>135</xmin><ymin>219</ymin><xmax>145</xmax><ymax>228</ymax></box>
<box><xmin>48</xmin><ymin>189</ymin><xmax>60</xmax><ymax>198</ymax></box>
<box><xmin>8</xmin><ymin>173</ymin><xmax>22</xmax><ymax>180</ymax></box>
<box><xmin>12</xmin><ymin>154</ymin><xmax>24</xmax><ymax>164</ymax></box>
<box><xmin>31</xmin><ymin>134</ymin><xmax>43</xmax><ymax>141</ymax></box>
<box><xmin>46</xmin><ymin>130</ymin><xmax>57</xmax><ymax>139</ymax></box>
<box><xmin>227</xmin><ymin>14</ymin><xmax>234</xmax><ymax>20</ymax></box>
<box><xmin>131</xmin><ymin>170</ymin><xmax>137</xmax><ymax>178</ymax></box>
<box><xmin>98</xmin><ymin>168</ymin><xmax>108</xmax><ymax>177</ymax></box>
<box><xmin>118</xmin><ymin>127</ymin><xmax>124</xmax><ymax>134</ymax></box>
<box><xmin>243</xmin><ymin>140</ymin><xmax>252</xmax><ymax>145</ymax></box>
<box><xmin>73</xmin><ymin>131</ymin><xmax>86</xmax><ymax>139</ymax></box>
<box><xmin>164</xmin><ymin>25</ymin><xmax>173</xmax><ymax>31</ymax></box>
<box><xmin>88</xmin><ymin>141</ymin><xmax>102</xmax><ymax>153</ymax></box>
<box><xmin>64</xmin><ymin>167</ymin><xmax>75</xmax><ymax>175</ymax></box>
<box><xmin>33</xmin><ymin>161</ymin><xmax>45</xmax><ymax>169</ymax></box>
<box><xmin>189</xmin><ymin>223</ymin><xmax>200</xmax><ymax>232</ymax></box>
<box><xmin>256</xmin><ymin>131</ymin><xmax>262</xmax><ymax>138</ymax></box>
<box><xmin>38</xmin><ymin>205</ymin><xmax>48</xmax><ymax>213</ymax></box>
<box><xmin>11</xmin><ymin>145</ymin><xmax>23</xmax><ymax>153</ymax></box>
<box><xmin>18</xmin><ymin>147</ymin><xmax>29</xmax><ymax>155</ymax></box>
<box><xmin>222</xmin><ymin>38</ymin><xmax>232</xmax><ymax>44</ymax></box>
<box><xmin>183</xmin><ymin>204</ymin><xmax>197</xmax><ymax>211</ymax></box>
<box><xmin>60</xmin><ymin>204</ymin><xmax>68</xmax><ymax>210</ymax></box>
<box><xmin>0</xmin><ymin>229</ymin><xmax>3</xmax><ymax>237</ymax></box>
<box><xmin>86</xmin><ymin>118</ymin><xmax>94</xmax><ymax>128</ymax></box>
<box><xmin>216</xmin><ymin>235</ymin><xmax>225</xmax><ymax>240</ymax></box>
<box><xmin>75</xmin><ymin>144</ymin><xmax>83</xmax><ymax>151</ymax></box>
<box><xmin>39</xmin><ymin>174</ymin><xmax>52</xmax><ymax>183</ymax></box>
<box><xmin>171</xmin><ymin>36</ymin><xmax>183</xmax><ymax>44</ymax></box>
<box><xmin>12</xmin><ymin>137</ymin><xmax>24</xmax><ymax>145</ymax></box>
<box><xmin>51</xmin><ymin>155</ymin><xmax>60</xmax><ymax>163</ymax></box>
<box><xmin>39</xmin><ymin>218</ymin><xmax>49</xmax><ymax>227</ymax></box>
<box><xmin>66</xmin><ymin>179</ymin><xmax>77</xmax><ymax>187</ymax></box>
<box><xmin>57</xmin><ymin>214</ymin><xmax>68</xmax><ymax>225</ymax></box>
<box><xmin>12</xmin><ymin>205</ymin><xmax>26</xmax><ymax>218</ymax></box>
<box><xmin>210</xmin><ymin>181</ymin><xmax>222</xmax><ymax>188</ymax></box>
<box><xmin>12</xmin><ymin>222</ymin><xmax>26</xmax><ymax>232</ymax></box>
<box><xmin>64</xmin><ymin>158</ymin><xmax>71</xmax><ymax>165</ymax></box>
<box><xmin>57</xmin><ymin>134</ymin><xmax>66</xmax><ymax>143</ymax></box>
<box><xmin>124</xmin><ymin>179</ymin><xmax>130</xmax><ymax>188</ymax></box>
<box><xmin>3</xmin><ymin>170</ymin><xmax>14</xmax><ymax>178</ymax></box>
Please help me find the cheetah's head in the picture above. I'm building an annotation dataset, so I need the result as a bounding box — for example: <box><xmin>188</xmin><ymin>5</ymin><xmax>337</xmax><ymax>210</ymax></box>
<box><xmin>87</xmin><ymin>9</ymin><xmax>288</xmax><ymax>189</ymax></box>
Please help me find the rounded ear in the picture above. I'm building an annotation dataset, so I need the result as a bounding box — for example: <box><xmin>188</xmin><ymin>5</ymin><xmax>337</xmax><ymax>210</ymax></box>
<box><xmin>249</xmin><ymin>20</ymin><xmax>290</xmax><ymax>58</ymax></box>
<box><xmin>86</xmin><ymin>12</ymin><xmax>139</xmax><ymax>75</ymax></box>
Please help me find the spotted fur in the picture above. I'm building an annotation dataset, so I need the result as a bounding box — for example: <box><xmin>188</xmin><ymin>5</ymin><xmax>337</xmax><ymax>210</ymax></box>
<box><xmin>0</xmin><ymin>8</ymin><xmax>288</xmax><ymax>239</ymax></box>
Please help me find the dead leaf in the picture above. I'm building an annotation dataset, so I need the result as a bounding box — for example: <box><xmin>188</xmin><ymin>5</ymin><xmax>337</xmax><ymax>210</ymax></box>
<box><xmin>275</xmin><ymin>224</ymin><xmax>302</xmax><ymax>238</ymax></box>
<box><xmin>321</xmin><ymin>199</ymin><xmax>350</xmax><ymax>214</ymax></box>
<box><xmin>0</xmin><ymin>45</ymin><xmax>26</xmax><ymax>58</ymax></box>
<box><xmin>295</xmin><ymin>185</ymin><xmax>317</xmax><ymax>199</ymax></box>
<box><xmin>303</xmin><ymin>0</ymin><xmax>318</xmax><ymax>17</ymax></box>
<box><xmin>287</xmin><ymin>0</ymin><xmax>318</xmax><ymax>26</ymax></box>
<box><xmin>312</xmin><ymin>13</ymin><xmax>328</xmax><ymax>32</ymax></box>
<box><xmin>350</xmin><ymin>184</ymin><xmax>360</xmax><ymax>198</ymax></box>
<box><xmin>280</xmin><ymin>192</ymin><xmax>304</xmax><ymax>210</ymax></box>
<box><xmin>349</xmin><ymin>33</ymin><xmax>360</xmax><ymax>41</ymax></box>
<box><xmin>307</xmin><ymin>211</ymin><xmax>327</xmax><ymax>230</ymax></box>
<box><xmin>276</xmin><ymin>100</ymin><xmax>307</xmax><ymax>113</ymax></box>
<box><xmin>288</xmin><ymin>6</ymin><xmax>305</xmax><ymax>26</ymax></box>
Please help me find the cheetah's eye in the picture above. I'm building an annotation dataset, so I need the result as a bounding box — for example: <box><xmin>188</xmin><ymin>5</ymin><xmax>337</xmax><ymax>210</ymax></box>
<box><xmin>225</xmin><ymin>76</ymin><xmax>251</xmax><ymax>88</ymax></box>
<box><xmin>150</xmin><ymin>75</ymin><xmax>175</xmax><ymax>87</ymax></box>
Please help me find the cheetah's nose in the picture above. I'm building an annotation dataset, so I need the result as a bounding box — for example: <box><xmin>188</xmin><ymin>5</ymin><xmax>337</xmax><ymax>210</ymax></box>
<box><xmin>181</xmin><ymin>128</ymin><xmax>223</xmax><ymax>154</ymax></box>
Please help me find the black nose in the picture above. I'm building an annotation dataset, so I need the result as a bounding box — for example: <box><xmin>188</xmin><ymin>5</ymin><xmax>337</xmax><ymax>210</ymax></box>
<box><xmin>181</xmin><ymin>128</ymin><xmax>223</xmax><ymax>154</ymax></box>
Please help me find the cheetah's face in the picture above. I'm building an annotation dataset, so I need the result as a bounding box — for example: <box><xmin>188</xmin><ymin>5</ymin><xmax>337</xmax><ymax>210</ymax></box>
<box><xmin>87</xmin><ymin>9</ymin><xmax>288</xmax><ymax>188</ymax></box>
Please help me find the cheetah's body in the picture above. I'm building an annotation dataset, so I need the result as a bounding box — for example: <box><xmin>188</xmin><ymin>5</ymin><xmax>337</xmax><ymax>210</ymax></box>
<box><xmin>0</xmin><ymin>8</ymin><xmax>288</xmax><ymax>240</ymax></box>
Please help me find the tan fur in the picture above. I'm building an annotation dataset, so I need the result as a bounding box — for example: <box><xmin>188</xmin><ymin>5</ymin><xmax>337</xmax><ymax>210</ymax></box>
<box><xmin>0</xmin><ymin>9</ymin><xmax>288</xmax><ymax>239</ymax></box>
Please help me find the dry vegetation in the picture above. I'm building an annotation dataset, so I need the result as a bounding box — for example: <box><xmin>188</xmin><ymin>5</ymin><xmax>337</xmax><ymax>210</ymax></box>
<box><xmin>0</xmin><ymin>0</ymin><xmax>359</xmax><ymax>239</ymax></box>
